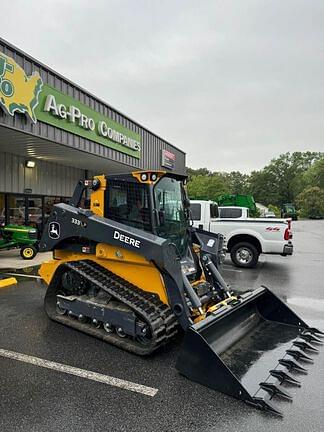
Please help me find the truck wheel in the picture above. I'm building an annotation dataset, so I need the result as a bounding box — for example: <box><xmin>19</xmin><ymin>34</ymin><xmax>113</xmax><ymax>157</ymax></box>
<box><xmin>20</xmin><ymin>245</ymin><xmax>37</xmax><ymax>260</ymax></box>
<box><xmin>230</xmin><ymin>242</ymin><xmax>259</xmax><ymax>268</ymax></box>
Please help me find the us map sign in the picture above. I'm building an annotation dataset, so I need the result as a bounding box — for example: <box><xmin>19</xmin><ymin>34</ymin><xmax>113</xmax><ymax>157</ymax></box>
<box><xmin>0</xmin><ymin>51</ymin><xmax>141</xmax><ymax>158</ymax></box>
<box><xmin>0</xmin><ymin>53</ymin><xmax>43</xmax><ymax>123</ymax></box>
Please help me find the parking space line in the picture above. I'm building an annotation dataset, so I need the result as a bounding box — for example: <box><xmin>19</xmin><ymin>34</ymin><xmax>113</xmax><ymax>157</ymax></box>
<box><xmin>0</xmin><ymin>348</ymin><xmax>158</xmax><ymax>397</ymax></box>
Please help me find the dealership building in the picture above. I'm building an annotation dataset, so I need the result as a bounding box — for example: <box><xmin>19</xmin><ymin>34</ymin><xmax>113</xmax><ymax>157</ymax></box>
<box><xmin>0</xmin><ymin>38</ymin><xmax>185</xmax><ymax>230</ymax></box>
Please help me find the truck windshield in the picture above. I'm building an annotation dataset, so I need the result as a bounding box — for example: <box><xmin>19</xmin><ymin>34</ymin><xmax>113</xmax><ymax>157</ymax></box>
<box><xmin>154</xmin><ymin>176</ymin><xmax>188</xmax><ymax>256</ymax></box>
<box><xmin>285</xmin><ymin>205</ymin><xmax>295</xmax><ymax>213</ymax></box>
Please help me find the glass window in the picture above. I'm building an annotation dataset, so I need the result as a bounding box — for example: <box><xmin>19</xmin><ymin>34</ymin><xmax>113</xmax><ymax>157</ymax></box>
<box><xmin>44</xmin><ymin>197</ymin><xmax>71</xmax><ymax>225</ymax></box>
<box><xmin>219</xmin><ymin>207</ymin><xmax>242</xmax><ymax>218</ymax></box>
<box><xmin>110</xmin><ymin>186</ymin><xmax>127</xmax><ymax>207</ymax></box>
<box><xmin>154</xmin><ymin>176</ymin><xmax>187</xmax><ymax>255</ymax></box>
<box><xmin>7</xmin><ymin>195</ymin><xmax>25</xmax><ymax>225</ymax></box>
<box><xmin>0</xmin><ymin>194</ymin><xmax>5</xmax><ymax>226</ymax></box>
<box><xmin>107</xmin><ymin>181</ymin><xmax>152</xmax><ymax>231</ymax></box>
<box><xmin>285</xmin><ymin>205</ymin><xmax>295</xmax><ymax>213</ymax></box>
<box><xmin>190</xmin><ymin>203</ymin><xmax>201</xmax><ymax>221</ymax></box>
<box><xmin>44</xmin><ymin>197</ymin><xmax>61</xmax><ymax>217</ymax></box>
<box><xmin>27</xmin><ymin>197</ymin><xmax>43</xmax><ymax>230</ymax></box>
<box><xmin>154</xmin><ymin>177</ymin><xmax>185</xmax><ymax>222</ymax></box>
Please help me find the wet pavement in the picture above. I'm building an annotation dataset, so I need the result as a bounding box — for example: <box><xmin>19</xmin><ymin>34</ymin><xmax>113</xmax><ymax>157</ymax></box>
<box><xmin>0</xmin><ymin>249</ymin><xmax>52</xmax><ymax>270</ymax></box>
<box><xmin>0</xmin><ymin>219</ymin><xmax>323</xmax><ymax>431</ymax></box>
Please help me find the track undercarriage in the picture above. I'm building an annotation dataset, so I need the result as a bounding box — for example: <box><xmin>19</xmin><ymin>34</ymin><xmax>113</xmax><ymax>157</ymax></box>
<box><xmin>45</xmin><ymin>260</ymin><xmax>178</xmax><ymax>355</ymax></box>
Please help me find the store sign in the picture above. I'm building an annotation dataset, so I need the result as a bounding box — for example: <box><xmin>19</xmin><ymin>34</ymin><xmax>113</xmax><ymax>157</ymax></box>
<box><xmin>36</xmin><ymin>88</ymin><xmax>141</xmax><ymax>156</ymax></box>
<box><xmin>0</xmin><ymin>51</ymin><xmax>141</xmax><ymax>159</ymax></box>
<box><xmin>161</xmin><ymin>149</ymin><xmax>176</xmax><ymax>170</ymax></box>
<box><xmin>0</xmin><ymin>53</ymin><xmax>43</xmax><ymax>123</ymax></box>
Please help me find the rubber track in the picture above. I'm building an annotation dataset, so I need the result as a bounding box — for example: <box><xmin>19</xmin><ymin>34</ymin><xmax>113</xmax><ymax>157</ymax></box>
<box><xmin>45</xmin><ymin>260</ymin><xmax>178</xmax><ymax>355</ymax></box>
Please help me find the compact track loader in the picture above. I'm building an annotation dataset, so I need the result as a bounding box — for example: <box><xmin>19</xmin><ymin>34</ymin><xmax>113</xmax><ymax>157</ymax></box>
<box><xmin>39</xmin><ymin>171</ymin><xmax>323</xmax><ymax>416</ymax></box>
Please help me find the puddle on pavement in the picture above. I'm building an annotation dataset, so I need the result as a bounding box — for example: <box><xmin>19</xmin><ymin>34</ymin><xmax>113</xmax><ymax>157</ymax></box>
<box><xmin>0</xmin><ymin>265</ymin><xmax>43</xmax><ymax>283</ymax></box>
<box><xmin>287</xmin><ymin>297</ymin><xmax>324</xmax><ymax>312</ymax></box>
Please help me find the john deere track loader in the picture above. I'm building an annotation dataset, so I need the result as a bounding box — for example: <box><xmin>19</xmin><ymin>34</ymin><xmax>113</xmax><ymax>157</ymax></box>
<box><xmin>39</xmin><ymin>171</ymin><xmax>322</xmax><ymax>416</ymax></box>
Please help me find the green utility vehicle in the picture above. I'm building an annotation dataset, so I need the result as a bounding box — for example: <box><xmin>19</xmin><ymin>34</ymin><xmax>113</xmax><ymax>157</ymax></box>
<box><xmin>281</xmin><ymin>203</ymin><xmax>298</xmax><ymax>220</ymax></box>
<box><xmin>216</xmin><ymin>194</ymin><xmax>257</xmax><ymax>216</ymax></box>
<box><xmin>0</xmin><ymin>224</ymin><xmax>38</xmax><ymax>259</ymax></box>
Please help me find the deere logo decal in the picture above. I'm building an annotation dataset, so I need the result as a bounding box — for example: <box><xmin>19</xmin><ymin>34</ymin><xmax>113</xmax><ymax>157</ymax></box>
<box><xmin>0</xmin><ymin>53</ymin><xmax>43</xmax><ymax>123</ymax></box>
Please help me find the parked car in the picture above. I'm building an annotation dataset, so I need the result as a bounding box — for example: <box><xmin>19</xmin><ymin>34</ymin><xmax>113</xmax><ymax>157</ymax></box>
<box><xmin>264</xmin><ymin>211</ymin><xmax>276</xmax><ymax>218</ymax></box>
<box><xmin>190</xmin><ymin>200</ymin><xmax>293</xmax><ymax>268</ymax></box>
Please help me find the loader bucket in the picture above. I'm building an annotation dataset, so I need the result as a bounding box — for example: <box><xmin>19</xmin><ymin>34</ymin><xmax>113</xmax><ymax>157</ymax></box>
<box><xmin>176</xmin><ymin>286</ymin><xmax>323</xmax><ymax>416</ymax></box>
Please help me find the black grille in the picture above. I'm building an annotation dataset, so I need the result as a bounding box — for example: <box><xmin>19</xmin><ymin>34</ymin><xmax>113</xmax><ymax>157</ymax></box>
<box><xmin>106</xmin><ymin>180</ymin><xmax>152</xmax><ymax>232</ymax></box>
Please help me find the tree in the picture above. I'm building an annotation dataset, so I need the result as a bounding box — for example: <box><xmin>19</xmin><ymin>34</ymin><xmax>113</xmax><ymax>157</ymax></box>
<box><xmin>296</xmin><ymin>187</ymin><xmax>324</xmax><ymax>218</ymax></box>
<box><xmin>246</xmin><ymin>170</ymin><xmax>279</xmax><ymax>205</ymax></box>
<box><xmin>267</xmin><ymin>204</ymin><xmax>281</xmax><ymax>217</ymax></box>
<box><xmin>187</xmin><ymin>173</ymin><xmax>229</xmax><ymax>201</ymax></box>
<box><xmin>224</xmin><ymin>171</ymin><xmax>249</xmax><ymax>194</ymax></box>
<box><xmin>245</xmin><ymin>152</ymin><xmax>323</xmax><ymax>207</ymax></box>
<box><xmin>263</xmin><ymin>152</ymin><xmax>322</xmax><ymax>205</ymax></box>
<box><xmin>186</xmin><ymin>167</ymin><xmax>211</xmax><ymax>181</ymax></box>
<box><xmin>186</xmin><ymin>151</ymin><xmax>324</xmax><ymax>207</ymax></box>
<box><xmin>303</xmin><ymin>158</ymin><xmax>324</xmax><ymax>189</ymax></box>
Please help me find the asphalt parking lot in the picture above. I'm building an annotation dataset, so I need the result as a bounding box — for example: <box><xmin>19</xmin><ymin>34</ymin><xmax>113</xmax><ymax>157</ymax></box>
<box><xmin>0</xmin><ymin>219</ymin><xmax>323</xmax><ymax>432</ymax></box>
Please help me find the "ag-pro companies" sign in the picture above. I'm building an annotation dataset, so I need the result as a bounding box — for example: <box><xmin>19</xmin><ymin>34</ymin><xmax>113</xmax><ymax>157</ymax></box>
<box><xmin>35</xmin><ymin>85</ymin><xmax>141</xmax><ymax>158</ymax></box>
<box><xmin>0</xmin><ymin>51</ymin><xmax>141</xmax><ymax>158</ymax></box>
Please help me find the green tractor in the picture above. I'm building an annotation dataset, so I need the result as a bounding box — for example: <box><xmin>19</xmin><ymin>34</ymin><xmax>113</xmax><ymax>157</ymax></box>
<box><xmin>0</xmin><ymin>224</ymin><xmax>39</xmax><ymax>259</ymax></box>
<box><xmin>281</xmin><ymin>203</ymin><xmax>298</xmax><ymax>221</ymax></box>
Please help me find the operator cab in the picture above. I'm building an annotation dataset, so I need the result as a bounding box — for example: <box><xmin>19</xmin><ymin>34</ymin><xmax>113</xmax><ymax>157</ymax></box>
<box><xmin>101</xmin><ymin>171</ymin><xmax>197</xmax><ymax>277</ymax></box>
<box><xmin>103</xmin><ymin>171</ymin><xmax>190</xmax><ymax>256</ymax></box>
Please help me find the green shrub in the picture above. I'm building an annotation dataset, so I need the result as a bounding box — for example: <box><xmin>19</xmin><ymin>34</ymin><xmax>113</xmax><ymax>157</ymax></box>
<box><xmin>267</xmin><ymin>204</ymin><xmax>281</xmax><ymax>217</ymax></box>
<box><xmin>296</xmin><ymin>187</ymin><xmax>324</xmax><ymax>218</ymax></box>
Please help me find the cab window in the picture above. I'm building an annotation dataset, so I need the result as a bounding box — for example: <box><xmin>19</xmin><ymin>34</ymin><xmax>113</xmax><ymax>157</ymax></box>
<box><xmin>219</xmin><ymin>208</ymin><xmax>242</xmax><ymax>218</ymax></box>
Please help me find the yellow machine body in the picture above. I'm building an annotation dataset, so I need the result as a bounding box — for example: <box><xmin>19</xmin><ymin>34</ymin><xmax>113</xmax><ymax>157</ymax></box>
<box><xmin>39</xmin><ymin>244</ymin><xmax>169</xmax><ymax>305</ymax></box>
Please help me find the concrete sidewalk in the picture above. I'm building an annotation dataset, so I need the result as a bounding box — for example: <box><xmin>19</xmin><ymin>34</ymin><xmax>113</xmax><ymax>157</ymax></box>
<box><xmin>0</xmin><ymin>250</ymin><xmax>52</xmax><ymax>270</ymax></box>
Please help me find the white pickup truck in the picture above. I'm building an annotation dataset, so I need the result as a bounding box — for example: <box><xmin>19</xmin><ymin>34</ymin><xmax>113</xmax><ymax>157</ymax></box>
<box><xmin>190</xmin><ymin>200</ymin><xmax>293</xmax><ymax>268</ymax></box>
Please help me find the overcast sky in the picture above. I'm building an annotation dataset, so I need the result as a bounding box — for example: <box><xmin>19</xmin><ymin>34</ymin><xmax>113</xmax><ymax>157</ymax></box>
<box><xmin>2</xmin><ymin>0</ymin><xmax>323</xmax><ymax>173</ymax></box>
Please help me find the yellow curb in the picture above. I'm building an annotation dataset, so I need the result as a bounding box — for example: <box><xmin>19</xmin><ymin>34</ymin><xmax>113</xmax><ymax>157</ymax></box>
<box><xmin>0</xmin><ymin>277</ymin><xmax>18</xmax><ymax>288</ymax></box>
